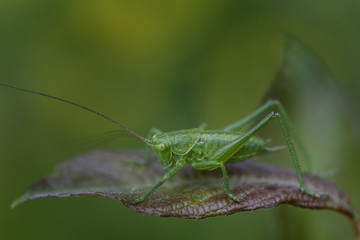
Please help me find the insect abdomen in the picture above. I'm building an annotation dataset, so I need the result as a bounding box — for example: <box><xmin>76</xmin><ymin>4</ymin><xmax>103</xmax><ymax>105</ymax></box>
<box><xmin>189</xmin><ymin>131</ymin><xmax>270</xmax><ymax>163</ymax></box>
<box><xmin>226</xmin><ymin>136</ymin><xmax>271</xmax><ymax>163</ymax></box>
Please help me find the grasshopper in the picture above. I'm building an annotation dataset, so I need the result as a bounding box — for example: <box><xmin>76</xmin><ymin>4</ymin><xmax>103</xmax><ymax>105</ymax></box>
<box><xmin>0</xmin><ymin>82</ymin><xmax>318</xmax><ymax>203</ymax></box>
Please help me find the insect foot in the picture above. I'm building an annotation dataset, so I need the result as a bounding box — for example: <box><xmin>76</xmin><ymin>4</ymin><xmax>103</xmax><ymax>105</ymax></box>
<box><xmin>133</xmin><ymin>194</ymin><xmax>149</xmax><ymax>204</ymax></box>
<box><xmin>227</xmin><ymin>193</ymin><xmax>242</xmax><ymax>202</ymax></box>
<box><xmin>301</xmin><ymin>187</ymin><xmax>321</xmax><ymax>198</ymax></box>
<box><xmin>134</xmin><ymin>197</ymin><xmax>145</xmax><ymax>204</ymax></box>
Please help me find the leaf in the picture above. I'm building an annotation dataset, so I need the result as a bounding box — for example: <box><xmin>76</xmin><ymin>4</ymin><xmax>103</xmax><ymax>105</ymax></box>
<box><xmin>263</xmin><ymin>34</ymin><xmax>343</xmax><ymax>104</ymax></box>
<box><xmin>12</xmin><ymin>151</ymin><xmax>359</xmax><ymax>236</ymax></box>
<box><xmin>262</xmin><ymin>35</ymin><xmax>351</xmax><ymax>168</ymax></box>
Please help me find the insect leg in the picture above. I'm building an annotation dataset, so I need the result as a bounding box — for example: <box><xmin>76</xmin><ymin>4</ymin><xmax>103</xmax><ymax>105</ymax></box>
<box><xmin>222</xmin><ymin>99</ymin><xmax>316</xmax><ymax>174</ymax></box>
<box><xmin>210</xmin><ymin>112</ymin><xmax>277</xmax><ymax>165</ymax></box>
<box><xmin>201</xmin><ymin>113</ymin><xmax>277</xmax><ymax>201</ymax></box>
<box><xmin>148</xmin><ymin>127</ymin><xmax>163</xmax><ymax>137</ymax></box>
<box><xmin>215</xmin><ymin>112</ymin><xmax>317</xmax><ymax>199</ymax></box>
<box><xmin>219</xmin><ymin>164</ymin><xmax>240</xmax><ymax>201</ymax></box>
<box><xmin>191</xmin><ymin>161</ymin><xmax>240</xmax><ymax>201</ymax></box>
<box><xmin>221</xmin><ymin>100</ymin><xmax>277</xmax><ymax>132</ymax></box>
<box><xmin>135</xmin><ymin>157</ymin><xmax>186</xmax><ymax>203</ymax></box>
<box><xmin>275</xmin><ymin>112</ymin><xmax>318</xmax><ymax>197</ymax></box>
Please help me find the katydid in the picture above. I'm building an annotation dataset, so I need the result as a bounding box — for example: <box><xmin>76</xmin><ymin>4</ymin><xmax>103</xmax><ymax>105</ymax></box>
<box><xmin>0</xmin><ymin>82</ymin><xmax>319</xmax><ymax>203</ymax></box>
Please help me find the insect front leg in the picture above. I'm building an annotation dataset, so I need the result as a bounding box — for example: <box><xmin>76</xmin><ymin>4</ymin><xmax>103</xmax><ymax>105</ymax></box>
<box><xmin>135</xmin><ymin>157</ymin><xmax>186</xmax><ymax>203</ymax></box>
<box><xmin>222</xmin><ymin>99</ymin><xmax>316</xmax><ymax>175</ymax></box>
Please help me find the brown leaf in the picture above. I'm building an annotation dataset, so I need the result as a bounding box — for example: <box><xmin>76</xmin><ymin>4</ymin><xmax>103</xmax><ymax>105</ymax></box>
<box><xmin>12</xmin><ymin>151</ymin><xmax>360</xmax><ymax>236</ymax></box>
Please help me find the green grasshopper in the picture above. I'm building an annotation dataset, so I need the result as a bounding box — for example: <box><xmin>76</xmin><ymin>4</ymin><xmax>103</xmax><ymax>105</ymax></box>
<box><xmin>0</xmin><ymin>82</ymin><xmax>318</xmax><ymax>203</ymax></box>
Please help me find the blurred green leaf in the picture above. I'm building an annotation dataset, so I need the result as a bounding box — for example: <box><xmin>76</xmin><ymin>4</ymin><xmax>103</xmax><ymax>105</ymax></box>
<box><xmin>262</xmin><ymin>36</ymin><xmax>355</xmax><ymax>174</ymax></box>
<box><xmin>264</xmin><ymin>35</ymin><xmax>343</xmax><ymax>102</ymax></box>
<box><xmin>12</xmin><ymin>151</ymin><xmax>359</xmax><ymax>236</ymax></box>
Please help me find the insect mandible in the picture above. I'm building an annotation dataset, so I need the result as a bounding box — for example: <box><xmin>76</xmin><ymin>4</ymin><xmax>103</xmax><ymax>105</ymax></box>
<box><xmin>0</xmin><ymin>82</ymin><xmax>319</xmax><ymax>203</ymax></box>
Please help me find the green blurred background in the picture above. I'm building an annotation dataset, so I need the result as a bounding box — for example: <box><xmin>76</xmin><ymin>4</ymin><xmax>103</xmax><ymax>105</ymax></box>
<box><xmin>1</xmin><ymin>0</ymin><xmax>359</xmax><ymax>239</ymax></box>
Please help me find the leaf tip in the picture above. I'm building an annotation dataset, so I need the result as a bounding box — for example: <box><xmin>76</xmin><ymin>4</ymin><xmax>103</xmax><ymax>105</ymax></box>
<box><xmin>10</xmin><ymin>195</ymin><xmax>26</xmax><ymax>209</ymax></box>
<box><xmin>10</xmin><ymin>200</ymin><xmax>19</xmax><ymax>209</ymax></box>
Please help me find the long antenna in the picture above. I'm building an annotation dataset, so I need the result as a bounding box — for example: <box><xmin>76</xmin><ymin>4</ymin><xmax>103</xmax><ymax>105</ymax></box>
<box><xmin>0</xmin><ymin>82</ymin><xmax>150</xmax><ymax>146</ymax></box>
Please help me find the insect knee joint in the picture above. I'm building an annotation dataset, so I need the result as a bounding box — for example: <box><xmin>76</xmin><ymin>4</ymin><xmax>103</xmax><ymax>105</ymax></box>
<box><xmin>269</xmin><ymin>99</ymin><xmax>280</xmax><ymax>106</ymax></box>
<box><xmin>270</xmin><ymin>111</ymin><xmax>280</xmax><ymax>118</ymax></box>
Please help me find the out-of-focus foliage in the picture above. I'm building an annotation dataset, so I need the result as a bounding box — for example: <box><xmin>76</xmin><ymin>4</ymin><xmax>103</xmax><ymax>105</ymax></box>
<box><xmin>1</xmin><ymin>1</ymin><xmax>359</xmax><ymax>240</ymax></box>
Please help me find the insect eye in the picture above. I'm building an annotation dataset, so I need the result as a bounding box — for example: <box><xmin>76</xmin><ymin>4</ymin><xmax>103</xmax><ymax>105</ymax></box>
<box><xmin>155</xmin><ymin>143</ymin><xmax>167</xmax><ymax>151</ymax></box>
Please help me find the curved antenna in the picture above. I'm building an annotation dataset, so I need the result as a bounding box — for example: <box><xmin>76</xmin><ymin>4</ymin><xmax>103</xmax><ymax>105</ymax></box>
<box><xmin>0</xmin><ymin>82</ymin><xmax>149</xmax><ymax>146</ymax></box>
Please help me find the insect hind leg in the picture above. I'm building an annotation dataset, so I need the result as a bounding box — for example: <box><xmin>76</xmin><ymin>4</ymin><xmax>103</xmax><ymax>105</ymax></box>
<box><xmin>222</xmin><ymin>99</ymin><xmax>316</xmax><ymax>175</ymax></box>
<box><xmin>274</xmin><ymin>112</ymin><xmax>319</xmax><ymax>197</ymax></box>
<box><xmin>219</xmin><ymin>111</ymin><xmax>319</xmax><ymax>199</ymax></box>
<box><xmin>205</xmin><ymin>112</ymin><xmax>279</xmax><ymax>201</ymax></box>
